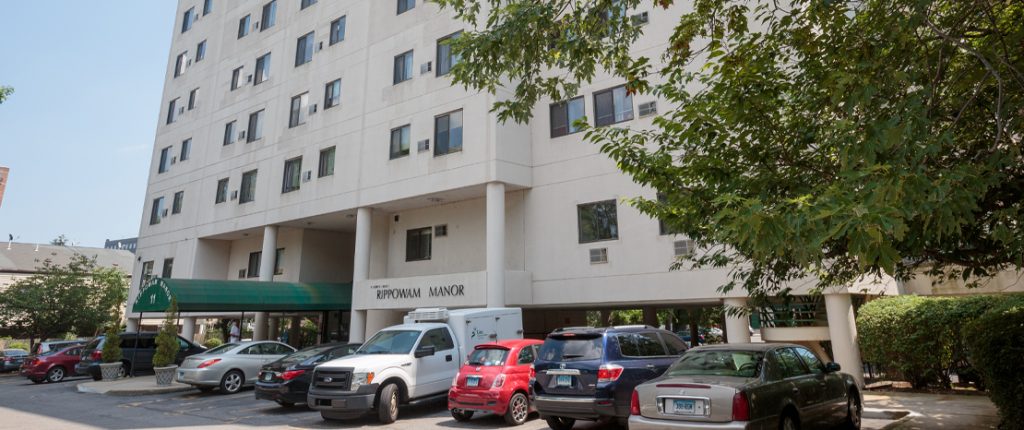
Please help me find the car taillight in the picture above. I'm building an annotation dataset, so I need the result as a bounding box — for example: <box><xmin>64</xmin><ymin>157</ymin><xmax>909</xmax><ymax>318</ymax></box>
<box><xmin>492</xmin><ymin>374</ymin><xmax>506</xmax><ymax>388</ymax></box>
<box><xmin>630</xmin><ymin>389</ymin><xmax>641</xmax><ymax>415</ymax></box>
<box><xmin>198</xmin><ymin>358</ymin><xmax>221</xmax><ymax>369</ymax></box>
<box><xmin>732</xmin><ymin>391</ymin><xmax>751</xmax><ymax>421</ymax></box>
<box><xmin>90</xmin><ymin>350</ymin><xmax>102</xmax><ymax>361</ymax></box>
<box><xmin>529</xmin><ymin>365</ymin><xmax>535</xmax><ymax>379</ymax></box>
<box><xmin>280</xmin><ymin>369</ymin><xmax>305</xmax><ymax>381</ymax></box>
<box><xmin>597</xmin><ymin>364</ymin><xmax>624</xmax><ymax>383</ymax></box>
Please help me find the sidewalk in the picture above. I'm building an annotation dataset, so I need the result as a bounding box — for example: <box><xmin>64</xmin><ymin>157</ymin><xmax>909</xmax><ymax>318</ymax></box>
<box><xmin>77</xmin><ymin>375</ymin><xmax>196</xmax><ymax>396</ymax></box>
<box><xmin>864</xmin><ymin>391</ymin><xmax>999</xmax><ymax>429</ymax></box>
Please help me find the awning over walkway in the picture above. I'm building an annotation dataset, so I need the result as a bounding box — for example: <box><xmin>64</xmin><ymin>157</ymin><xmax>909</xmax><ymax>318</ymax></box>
<box><xmin>131</xmin><ymin>278</ymin><xmax>352</xmax><ymax>313</ymax></box>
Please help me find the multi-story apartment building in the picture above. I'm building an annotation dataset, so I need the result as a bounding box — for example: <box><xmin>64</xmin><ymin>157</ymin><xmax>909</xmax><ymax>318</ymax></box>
<box><xmin>129</xmin><ymin>0</ymin><xmax>893</xmax><ymax>385</ymax></box>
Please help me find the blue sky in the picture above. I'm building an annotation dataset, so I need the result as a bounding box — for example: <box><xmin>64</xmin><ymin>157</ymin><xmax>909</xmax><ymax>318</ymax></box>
<box><xmin>0</xmin><ymin>1</ymin><xmax>176</xmax><ymax>247</ymax></box>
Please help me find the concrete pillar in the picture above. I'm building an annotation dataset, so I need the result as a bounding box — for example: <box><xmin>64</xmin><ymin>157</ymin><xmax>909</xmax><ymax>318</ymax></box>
<box><xmin>255</xmin><ymin>225</ymin><xmax>278</xmax><ymax>340</ymax></box>
<box><xmin>825</xmin><ymin>293</ymin><xmax>865</xmax><ymax>388</ymax></box>
<box><xmin>126</xmin><ymin>318</ymin><xmax>139</xmax><ymax>332</ymax></box>
<box><xmin>486</xmin><ymin>182</ymin><xmax>506</xmax><ymax>307</ymax></box>
<box><xmin>349</xmin><ymin>207</ymin><xmax>372</xmax><ymax>342</ymax></box>
<box><xmin>724</xmin><ymin>297</ymin><xmax>751</xmax><ymax>344</ymax></box>
<box><xmin>269</xmin><ymin>317</ymin><xmax>280</xmax><ymax>340</ymax></box>
<box><xmin>181</xmin><ymin>317</ymin><xmax>196</xmax><ymax>343</ymax></box>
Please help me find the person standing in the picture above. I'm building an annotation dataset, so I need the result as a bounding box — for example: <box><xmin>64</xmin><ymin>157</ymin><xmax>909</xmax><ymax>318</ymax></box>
<box><xmin>229</xmin><ymin>321</ymin><xmax>240</xmax><ymax>343</ymax></box>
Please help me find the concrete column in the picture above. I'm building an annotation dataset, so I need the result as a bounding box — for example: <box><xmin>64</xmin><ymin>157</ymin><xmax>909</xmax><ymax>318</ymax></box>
<box><xmin>255</xmin><ymin>225</ymin><xmax>278</xmax><ymax>340</ymax></box>
<box><xmin>181</xmin><ymin>317</ymin><xmax>196</xmax><ymax>343</ymax></box>
<box><xmin>723</xmin><ymin>297</ymin><xmax>751</xmax><ymax>344</ymax></box>
<box><xmin>350</xmin><ymin>207</ymin><xmax>372</xmax><ymax>342</ymax></box>
<box><xmin>126</xmin><ymin>318</ymin><xmax>139</xmax><ymax>332</ymax></box>
<box><xmin>486</xmin><ymin>182</ymin><xmax>506</xmax><ymax>308</ymax></box>
<box><xmin>825</xmin><ymin>293</ymin><xmax>865</xmax><ymax>388</ymax></box>
<box><xmin>269</xmin><ymin>317</ymin><xmax>280</xmax><ymax>340</ymax></box>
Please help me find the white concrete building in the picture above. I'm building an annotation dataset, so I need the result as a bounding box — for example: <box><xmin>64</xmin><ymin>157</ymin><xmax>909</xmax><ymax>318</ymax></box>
<box><xmin>130</xmin><ymin>0</ymin><xmax>890</xmax><ymax>384</ymax></box>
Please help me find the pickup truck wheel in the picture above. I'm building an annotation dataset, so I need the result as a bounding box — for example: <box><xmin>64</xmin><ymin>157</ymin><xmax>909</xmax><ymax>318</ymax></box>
<box><xmin>451</xmin><ymin>409</ymin><xmax>474</xmax><ymax>422</ymax></box>
<box><xmin>545</xmin><ymin>417</ymin><xmax>575</xmax><ymax>430</ymax></box>
<box><xmin>504</xmin><ymin>392</ymin><xmax>529</xmax><ymax>425</ymax></box>
<box><xmin>377</xmin><ymin>383</ymin><xmax>399</xmax><ymax>424</ymax></box>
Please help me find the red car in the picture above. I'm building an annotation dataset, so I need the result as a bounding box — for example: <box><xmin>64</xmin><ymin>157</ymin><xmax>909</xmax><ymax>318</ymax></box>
<box><xmin>449</xmin><ymin>339</ymin><xmax>544</xmax><ymax>426</ymax></box>
<box><xmin>20</xmin><ymin>344</ymin><xmax>83</xmax><ymax>383</ymax></box>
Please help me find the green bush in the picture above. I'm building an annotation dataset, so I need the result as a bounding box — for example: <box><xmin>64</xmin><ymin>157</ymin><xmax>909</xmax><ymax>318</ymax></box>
<box><xmin>152</xmin><ymin>299</ymin><xmax>179</xmax><ymax>368</ymax></box>
<box><xmin>203</xmin><ymin>337</ymin><xmax>222</xmax><ymax>349</ymax></box>
<box><xmin>101</xmin><ymin>324</ymin><xmax>122</xmax><ymax>364</ymax></box>
<box><xmin>966</xmin><ymin>302</ymin><xmax>1024</xmax><ymax>429</ymax></box>
<box><xmin>6</xmin><ymin>340</ymin><xmax>29</xmax><ymax>351</ymax></box>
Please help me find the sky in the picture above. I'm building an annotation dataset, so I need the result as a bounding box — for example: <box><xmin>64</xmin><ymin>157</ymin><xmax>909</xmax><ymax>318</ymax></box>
<box><xmin>0</xmin><ymin>1</ymin><xmax>177</xmax><ymax>247</ymax></box>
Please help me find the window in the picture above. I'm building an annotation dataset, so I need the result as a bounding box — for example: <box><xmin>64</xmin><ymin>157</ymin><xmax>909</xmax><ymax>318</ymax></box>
<box><xmin>274</xmin><ymin>248</ymin><xmax>284</xmax><ymax>275</ymax></box>
<box><xmin>231</xmin><ymin>66</ymin><xmax>243</xmax><ymax>90</ymax></box>
<box><xmin>578</xmin><ymin>200</ymin><xmax>619</xmax><ymax>243</ymax></box>
<box><xmin>550</xmin><ymin>96</ymin><xmax>585</xmax><ymax>137</ymax></box>
<box><xmin>240</xmin><ymin>169</ymin><xmax>258</xmax><ymax>203</ymax></box>
<box><xmin>188</xmin><ymin>88</ymin><xmax>199</xmax><ymax>110</ymax></box>
<box><xmin>247</xmin><ymin>109</ymin><xmax>264</xmax><ymax>142</ymax></box>
<box><xmin>289</xmin><ymin>93</ymin><xmax>309</xmax><ymax>128</ymax></box>
<box><xmin>324</xmin><ymin>79</ymin><xmax>341</xmax><ymax>109</ymax></box>
<box><xmin>174</xmin><ymin>52</ymin><xmax>188</xmax><ymax>77</ymax></box>
<box><xmin>329</xmin><ymin>16</ymin><xmax>346</xmax><ymax>45</ymax></box>
<box><xmin>393</xmin><ymin>50</ymin><xmax>413</xmax><ymax>84</ymax></box>
<box><xmin>794</xmin><ymin>347</ymin><xmax>825</xmax><ymax>375</ymax></box>
<box><xmin>594</xmin><ymin>85</ymin><xmax>634</xmax><ymax>126</ymax></box>
<box><xmin>390</xmin><ymin>125</ymin><xmax>410</xmax><ymax>159</ymax></box>
<box><xmin>247</xmin><ymin>251</ymin><xmax>261</xmax><ymax>278</ymax></box>
<box><xmin>300</xmin><ymin>0</ymin><xmax>317</xmax><ymax>9</ymax></box>
<box><xmin>158</xmin><ymin>147</ymin><xmax>172</xmax><ymax>173</ymax></box>
<box><xmin>282</xmin><ymin>157</ymin><xmax>302</xmax><ymax>193</ymax></box>
<box><xmin>172</xmin><ymin>191</ymin><xmax>184</xmax><ymax>214</ymax></box>
<box><xmin>166</xmin><ymin>98</ymin><xmax>179</xmax><ymax>124</ymax></box>
<box><xmin>261</xmin><ymin>1</ymin><xmax>276</xmax><ymax>31</ymax></box>
<box><xmin>223</xmin><ymin>120</ymin><xmax>236</xmax><ymax>145</ymax></box>
<box><xmin>181</xmin><ymin>7</ymin><xmax>195</xmax><ymax>33</ymax></box>
<box><xmin>419</xmin><ymin>328</ymin><xmax>455</xmax><ymax>351</ymax></box>
<box><xmin>202</xmin><ymin>0</ymin><xmax>213</xmax><ymax>15</ymax></box>
<box><xmin>295</xmin><ymin>32</ymin><xmax>314</xmax><ymax>66</ymax></box>
<box><xmin>406</xmin><ymin>227</ymin><xmax>432</xmax><ymax>261</ymax></box>
<box><xmin>616</xmin><ymin>332</ymin><xmax>668</xmax><ymax>357</ymax></box>
<box><xmin>254</xmin><ymin>53</ymin><xmax>271</xmax><ymax>85</ymax></box>
<box><xmin>318</xmin><ymin>146</ymin><xmax>335</xmax><ymax>177</ymax></box>
<box><xmin>180</xmin><ymin>138</ymin><xmax>191</xmax><ymax>161</ymax></box>
<box><xmin>150</xmin><ymin>197</ymin><xmax>164</xmax><ymax>225</ymax></box>
<box><xmin>436</xmin><ymin>32</ymin><xmax>461</xmax><ymax>76</ymax></box>
<box><xmin>215</xmin><ymin>178</ymin><xmax>229</xmax><ymax>203</ymax></box>
<box><xmin>775</xmin><ymin>348</ymin><xmax>811</xmax><ymax>379</ymax></box>
<box><xmin>661</xmin><ymin>333</ymin><xmax>688</xmax><ymax>355</ymax></box>
<box><xmin>141</xmin><ymin>261</ymin><xmax>154</xmax><ymax>285</ymax></box>
<box><xmin>434</xmin><ymin>110</ymin><xmax>463</xmax><ymax>156</ymax></box>
<box><xmin>397</xmin><ymin>0</ymin><xmax>415</xmax><ymax>14</ymax></box>
<box><xmin>238</xmin><ymin>15</ymin><xmax>251</xmax><ymax>38</ymax></box>
<box><xmin>517</xmin><ymin>345</ymin><xmax>536</xmax><ymax>364</ymax></box>
<box><xmin>658</xmin><ymin>193</ymin><xmax>683</xmax><ymax>235</ymax></box>
<box><xmin>196</xmin><ymin>40</ymin><xmax>207</xmax><ymax>61</ymax></box>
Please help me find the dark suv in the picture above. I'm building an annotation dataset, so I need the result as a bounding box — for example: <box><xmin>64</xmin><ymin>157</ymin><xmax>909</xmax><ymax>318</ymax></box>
<box><xmin>532</xmin><ymin>325</ymin><xmax>688</xmax><ymax>429</ymax></box>
<box><xmin>76</xmin><ymin>332</ymin><xmax>205</xmax><ymax>380</ymax></box>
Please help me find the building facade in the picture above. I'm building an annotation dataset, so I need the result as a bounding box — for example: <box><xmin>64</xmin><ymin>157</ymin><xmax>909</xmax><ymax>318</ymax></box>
<box><xmin>131</xmin><ymin>0</ymin><xmax>890</xmax><ymax>384</ymax></box>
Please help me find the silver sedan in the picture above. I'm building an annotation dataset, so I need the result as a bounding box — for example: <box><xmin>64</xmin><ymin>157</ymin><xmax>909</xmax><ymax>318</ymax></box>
<box><xmin>176</xmin><ymin>341</ymin><xmax>296</xmax><ymax>394</ymax></box>
<box><xmin>629</xmin><ymin>343</ymin><xmax>862</xmax><ymax>430</ymax></box>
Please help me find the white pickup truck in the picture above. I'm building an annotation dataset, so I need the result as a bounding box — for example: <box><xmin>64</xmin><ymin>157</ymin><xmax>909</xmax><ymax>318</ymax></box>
<box><xmin>308</xmin><ymin>307</ymin><xmax>523</xmax><ymax>423</ymax></box>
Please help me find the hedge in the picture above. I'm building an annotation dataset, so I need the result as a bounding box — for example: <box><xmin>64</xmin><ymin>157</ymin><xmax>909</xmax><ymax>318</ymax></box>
<box><xmin>965</xmin><ymin>302</ymin><xmax>1024</xmax><ymax>430</ymax></box>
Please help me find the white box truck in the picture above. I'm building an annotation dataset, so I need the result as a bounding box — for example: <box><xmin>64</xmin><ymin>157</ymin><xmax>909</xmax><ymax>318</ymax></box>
<box><xmin>308</xmin><ymin>307</ymin><xmax>523</xmax><ymax>423</ymax></box>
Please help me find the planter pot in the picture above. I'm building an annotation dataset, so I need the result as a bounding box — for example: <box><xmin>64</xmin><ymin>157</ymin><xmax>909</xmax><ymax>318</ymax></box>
<box><xmin>99</xmin><ymin>362</ymin><xmax>123</xmax><ymax>381</ymax></box>
<box><xmin>154</xmin><ymin>365</ymin><xmax>178</xmax><ymax>386</ymax></box>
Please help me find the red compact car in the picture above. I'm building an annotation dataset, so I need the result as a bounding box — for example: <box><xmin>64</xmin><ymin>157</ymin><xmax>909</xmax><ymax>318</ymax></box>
<box><xmin>449</xmin><ymin>339</ymin><xmax>544</xmax><ymax>426</ymax></box>
<box><xmin>21</xmin><ymin>344</ymin><xmax>83</xmax><ymax>383</ymax></box>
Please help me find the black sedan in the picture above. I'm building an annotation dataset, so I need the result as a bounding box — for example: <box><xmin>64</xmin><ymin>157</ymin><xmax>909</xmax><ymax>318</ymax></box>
<box><xmin>255</xmin><ymin>342</ymin><xmax>360</xmax><ymax>407</ymax></box>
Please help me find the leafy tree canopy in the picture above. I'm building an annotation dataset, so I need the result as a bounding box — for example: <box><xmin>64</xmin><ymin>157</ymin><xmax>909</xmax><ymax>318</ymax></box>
<box><xmin>437</xmin><ymin>0</ymin><xmax>1024</xmax><ymax>300</ymax></box>
<box><xmin>0</xmin><ymin>85</ymin><xmax>12</xmax><ymax>104</ymax></box>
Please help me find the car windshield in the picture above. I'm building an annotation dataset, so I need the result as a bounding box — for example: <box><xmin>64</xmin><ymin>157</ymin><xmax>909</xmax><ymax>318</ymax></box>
<box><xmin>355</xmin><ymin>330</ymin><xmax>420</xmax><ymax>355</ymax></box>
<box><xmin>666</xmin><ymin>350</ymin><xmax>765</xmax><ymax>378</ymax></box>
<box><xmin>280</xmin><ymin>345</ymin><xmax>334</xmax><ymax>365</ymax></box>
<box><xmin>467</xmin><ymin>348</ymin><xmax>508</xmax><ymax>366</ymax></box>
<box><xmin>539</xmin><ymin>335</ymin><xmax>604</xmax><ymax>361</ymax></box>
<box><xmin>205</xmin><ymin>343</ymin><xmax>239</xmax><ymax>355</ymax></box>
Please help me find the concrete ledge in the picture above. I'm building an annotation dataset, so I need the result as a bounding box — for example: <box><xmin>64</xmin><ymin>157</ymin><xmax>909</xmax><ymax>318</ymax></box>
<box><xmin>77</xmin><ymin>375</ymin><xmax>196</xmax><ymax>396</ymax></box>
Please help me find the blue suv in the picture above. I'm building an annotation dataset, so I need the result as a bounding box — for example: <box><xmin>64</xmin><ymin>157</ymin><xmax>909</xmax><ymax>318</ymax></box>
<box><xmin>532</xmin><ymin>325</ymin><xmax>688</xmax><ymax>429</ymax></box>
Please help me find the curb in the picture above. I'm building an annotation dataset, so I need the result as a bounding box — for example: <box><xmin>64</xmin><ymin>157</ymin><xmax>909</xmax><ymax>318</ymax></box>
<box><xmin>77</xmin><ymin>382</ymin><xmax>196</xmax><ymax>396</ymax></box>
<box><xmin>864</xmin><ymin>408</ymin><xmax>919</xmax><ymax>430</ymax></box>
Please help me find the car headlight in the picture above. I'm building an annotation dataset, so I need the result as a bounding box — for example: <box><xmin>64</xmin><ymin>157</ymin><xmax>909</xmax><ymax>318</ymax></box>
<box><xmin>350</xmin><ymin>372</ymin><xmax>375</xmax><ymax>391</ymax></box>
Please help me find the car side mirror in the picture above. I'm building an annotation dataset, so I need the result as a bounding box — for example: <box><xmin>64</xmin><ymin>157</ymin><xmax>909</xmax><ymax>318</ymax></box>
<box><xmin>414</xmin><ymin>345</ymin><xmax>436</xmax><ymax>358</ymax></box>
<box><xmin>825</xmin><ymin>362</ymin><xmax>841</xmax><ymax>372</ymax></box>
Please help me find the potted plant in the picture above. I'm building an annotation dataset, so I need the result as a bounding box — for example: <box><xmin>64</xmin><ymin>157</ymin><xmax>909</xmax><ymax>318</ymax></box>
<box><xmin>99</xmin><ymin>324</ymin><xmax>123</xmax><ymax>380</ymax></box>
<box><xmin>153</xmin><ymin>299</ymin><xmax>180</xmax><ymax>386</ymax></box>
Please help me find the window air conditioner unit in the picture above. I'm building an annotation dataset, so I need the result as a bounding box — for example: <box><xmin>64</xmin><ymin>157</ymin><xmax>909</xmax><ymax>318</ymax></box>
<box><xmin>238</xmin><ymin>269</ymin><xmax>247</xmax><ymax>278</ymax></box>
<box><xmin>638</xmin><ymin>101</ymin><xmax>657</xmax><ymax>117</ymax></box>
<box><xmin>230</xmin><ymin>190</ymin><xmax>239</xmax><ymax>200</ymax></box>
<box><xmin>178</xmin><ymin>106</ymin><xmax>185</xmax><ymax>114</ymax></box>
<box><xmin>239</xmin><ymin>130</ymin><xmax>247</xmax><ymax>140</ymax></box>
<box><xmin>309</xmin><ymin>104</ymin><xmax>318</xmax><ymax>115</ymax></box>
<box><xmin>302</xmin><ymin>171</ymin><xmax>312</xmax><ymax>182</ymax></box>
<box><xmin>420</xmin><ymin>62</ymin><xmax>432</xmax><ymax>74</ymax></box>
<box><xmin>170</xmin><ymin>156</ymin><xmax>177</xmax><ymax>165</ymax></box>
<box><xmin>246</xmin><ymin>74</ymin><xmax>253</xmax><ymax>83</ymax></box>
<box><xmin>162</xmin><ymin>208</ymin><xmax>170</xmax><ymax>217</ymax></box>
<box><xmin>589</xmin><ymin>248</ymin><xmax>609</xmax><ymax>264</ymax></box>
<box><xmin>434</xmin><ymin>224</ymin><xmax>448</xmax><ymax>237</ymax></box>
<box><xmin>318</xmin><ymin>41</ymin><xmax>324</xmax><ymax>51</ymax></box>
<box><xmin>631</xmin><ymin>12</ymin><xmax>649</xmax><ymax>25</ymax></box>
<box><xmin>254</xmin><ymin>21</ymin><xmax>260</xmax><ymax>30</ymax></box>
<box><xmin>417</xmin><ymin>139</ymin><xmax>430</xmax><ymax>152</ymax></box>
<box><xmin>186</xmin><ymin>59</ymin><xmax>192</xmax><ymax>66</ymax></box>
<box><xmin>674</xmin><ymin>239</ymin><xmax>695</xmax><ymax>257</ymax></box>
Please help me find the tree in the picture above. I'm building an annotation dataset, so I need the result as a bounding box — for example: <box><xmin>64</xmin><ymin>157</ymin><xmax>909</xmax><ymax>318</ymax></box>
<box><xmin>0</xmin><ymin>86</ymin><xmax>12</xmax><ymax>104</ymax></box>
<box><xmin>50</xmin><ymin>234</ymin><xmax>71</xmax><ymax>246</ymax></box>
<box><xmin>153</xmin><ymin>299</ymin><xmax>179</xmax><ymax>368</ymax></box>
<box><xmin>436</xmin><ymin>0</ymin><xmax>1024</xmax><ymax>300</ymax></box>
<box><xmin>0</xmin><ymin>254</ymin><xmax>129</xmax><ymax>350</ymax></box>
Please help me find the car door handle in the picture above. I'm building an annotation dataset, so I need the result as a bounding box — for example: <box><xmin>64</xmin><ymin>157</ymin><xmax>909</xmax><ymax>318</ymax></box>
<box><xmin>445</xmin><ymin>355</ymin><xmax>453</xmax><ymax>362</ymax></box>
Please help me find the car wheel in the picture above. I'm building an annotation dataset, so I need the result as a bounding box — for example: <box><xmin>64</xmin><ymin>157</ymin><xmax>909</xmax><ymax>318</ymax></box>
<box><xmin>377</xmin><ymin>383</ymin><xmax>399</xmax><ymax>424</ymax></box>
<box><xmin>276</xmin><ymin>400</ymin><xmax>296</xmax><ymax>408</ymax></box>
<box><xmin>504</xmin><ymin>392</ymin><xmax>529</xmax><ymax>426</ymax></box>
<box><xmin>780</xmin><ymin>412</ymin><xmax>800</xmax><ymax>430</ymax></box>
<box><xmin>545</xmin><ymin>417</ymin><xmax>575</xmax><ymax>430</ymax></box>
<box><xmin>451</xmin><ymin>409</ymin><xmax>474</xmax><ymax>422</ymax></box>
<box><xmin>844</xmin><ymin>390</ymin><xmax>862</xmax><ymax>429</ymax></box>
<box><xmin>219</xmin><ymin>370</ymin><xmax>244</xmax><ymax>394</ymax></box>
<box><xmin>118</xmin><ymin>361</ymin><xmax>130</xmax><ymax>378</ymax></box>
<box><xmin>46</xmin><ymin>366</ymin><xmax>66</xmax><ymax>383</ymax></box>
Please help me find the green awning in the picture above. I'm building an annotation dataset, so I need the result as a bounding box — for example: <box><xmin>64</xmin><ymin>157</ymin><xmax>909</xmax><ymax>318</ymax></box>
<box><xmin>131</xmin><ymin>278</ymin><xmax>352</xmax><ymax>313</ymax></box>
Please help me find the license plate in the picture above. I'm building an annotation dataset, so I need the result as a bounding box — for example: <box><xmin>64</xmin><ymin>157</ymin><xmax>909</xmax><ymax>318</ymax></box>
<box><xmin>177</xmin><ymin>370</ymin><xmax>184</xmax><ymax>379</ymax></box>
<box><xmin>263</xmin><ymin>372</ymin><xmax>273</xmax><ymax>381</ymax></box>
<box><xmin>467</xmin><ymin>376</ymin><xmax>480</xmax><ymax>387</ymax></box>
<box><xmin>667</xmin><ymin>398</ymin><xmax>705</xmax><ymax>415</ymax></box>
<box><xmin>556</xmin><ymin>375</ymin><xmax>572</xmax><ymax>387</ymax></box>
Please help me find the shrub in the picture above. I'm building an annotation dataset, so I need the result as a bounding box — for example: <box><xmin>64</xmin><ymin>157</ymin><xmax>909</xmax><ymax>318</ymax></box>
<box><xmin>6</xmin><ymin>340</ymin><xmax>29</xmax><ymax>351</ymax></box>
<box><xmin>966</xmin><ymin>302</ymin><xmax>1024</xmax><ymax>429</ymax></box>
<box><xmin>101</xmin><ymin>324</ymin><xmax>122</xmax><ymax>364</ymax></box>
<box><xmin>152</xmin><ymin>299</ymin><xmax>179</xmax><ymax>368</ymax></box>
<box><xmin>203</xmin><ymin>337</ymin><xmax>222</xmax><ymax>349</ymax></box>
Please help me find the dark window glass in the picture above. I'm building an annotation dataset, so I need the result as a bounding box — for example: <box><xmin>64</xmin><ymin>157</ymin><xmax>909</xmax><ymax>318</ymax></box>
<box><xmin>247</xmin><ymin>251</ymin><xmax>261</xmax><ymax>278</ymax></box>
<box><xmin>231</xmin><ymin>67</ymin><xmax>243</xmax><ymax>90</ymax></box>
<box><xmin>330</xmin><ymin>16</ymin><xmax>346</xmax><ymax>45</ymax></box>
<box><xmin>295</xmin><ymin>32</ymin><xmax>314</xmax><ymax>66</ymax></box>
<box><xmin>255</xmin><ymin>53</ymin><xmax>271</xmax><ymax>84</ymax></box>
<box><xmin>166</xmin><ymin>98</ymin><xmax>178</xmax><ymax>124</ymax></box>
<box><xmin>215</xmin><ymin>178</ymin><xmax>228</xmax><ymax>203</ymax></box>
<box><xmin>247</xmin><ymin>110</ymin><xmax>264</xmax><ymax>142</ymax></box>
<box><xmin>397</xmin><ymin>0</ymin><xmax>415</xmax><ymax>14</ymax></box>
<box><xmin>289</xmin><ymin>93</ymin><xmax>308</xmax><ymax>128</ymax></box>
<box><xmin>405</xmin><ymin>227</ymin><xmax>432</xmax><ymax>261</ymax></box>
<box><xmin>324</xmin><ymin>79</ymin><xmax>341</xmax><ymax>109</ymax></box>
<box><xmin>794</xmin><ymin>347</ymin><xmax>825</xmax><ymax>375</ymax></box>
<box><xmin>667</xmin><ymin>350</ymin><xmax>765</xmax><ymax>378</ymax></box>
<box><xmin>149</xmin><ymin>197</ymin><xmax>164</xmax><ymax>225</ymax></box>
<box><xmin>141</xmin><ymin>261</ymin><xmax>154</xmax><ymax>285</ymax></box>
<box><xmin>657</xmin><ymin>193</ymin><xmax>683</xmax><ymax>235</ymax></box>
<box><xmin>162</xmin><ymin>258</ymin><xmax>174</xmax><ymax>278</ymax></box>
<box><xmin>172</xmin><ymin>191</ymin><xmax>184</xmax><ymax>214</ymax></box>
<box><xmin>393</xmin><ymin>50</ymin><xmax>413</xmax><ymax>84</ymax></box>
<box><xmin>577</xmin><ymin>200</ymin><xmax>618</xmax><ymax>243</ymax></box>
<box><xmin>616</xmin><ymin>332</ymin><xmax>667</xmax><ymax>357</ymax></box>
<box><xmin>300</xmin><ymin>0</ymin><xmax>316</xmax><ymax>9</ymax></box>
<box><xmin>318</xmin><ymin>147</ymin><xmax>335</xmax><ymax>177</ymax></box>
<box><xmin>196</xmin><ymin>40</ymin><xmax>207</xmax><ymax>61</ymax></box>
<box><xmin>203</xmin><ymin>0</ymin><xmax>212</xmax><ymax>15</ymax></box>
<box><xmin>550</xmin><ymin>96</ymin><xmax>585</xmax><ymax>137</ymax></box>
<box><xmin>274</xmin><ymin>248</ymin><xmax>284</xmax><ymax>275</ymax></box>
<box><xmin>539</xmin><ymin>335</ymin><xmax>603</xmax><ymax>361</ymax></box>
<box><xmin>261</xmin><ymin>1</ymin><xmax>276</xmax><ymax>31</ymax></box>
<box><xmin>282</xmin><ymin>157</ymin><xmax>301</xmax><ymax>193</ymax></box>
<box><xmin>436</xmin><ymin>31</ymin><xmax>461</xmax><ymax>76</ymax></box>
<box><xmin>238</xmin><ymin>15</ymin><xmax>251</xmax><ymax>39</ymax></box>
<box><xmin>390</xmin><ymin>125</ymin><xmax>410</xmax><ymax>159</ymax></box>
<box><xmin>159</xmin><ymin>147</ymin><xmax>172</xmax><ymax>173</ymax></box>
<box><xmin>188</xmin><ymin>88</ymin><xmax>198</xmax><ymax>110</ymax></box>
<box><xmin>223</xmin><ymin>121</ymin><xmax>236</xmax><ymax>145</ymax></box>
<box><xmin>517</xmin><ymin>346</ymin><xmax>536</xmax><ymax>364</ymax></box>
<box><xmin>240</xmin><ymin>170</ymin><xmax>258</xmax><ymax>203</ymax></box>
<box><xmin>434</xmin><ymin>110</ymin><xmax>463</xmax><ymax>156</ymax></box>
<box><xmin>174</xmin><ymin>52</ymin><xmax>187</xmax><ymax>77</ymax></box>
<box><xmin>660</xmin><ymin>332</ymin><xmax>688</xmax><ymax>355</ymax></box>
<box><xmin>182</xmin><ymin>7</ymin><xmax>195</xmax><ymax>33</ymax></box>
<box><xmin>775</xmin><ymin>348</ymin><xmax>811</xmax><ymax>378</ymax></box>
<box><xmin>419</xmin><ymin>328</ymin><xmax>454</xmax><ymax>351</ymax></box>
<box><xmin>594</xmin><ymin>85</ymin><xmax>634</xmax><ymax>126</ymax></box>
